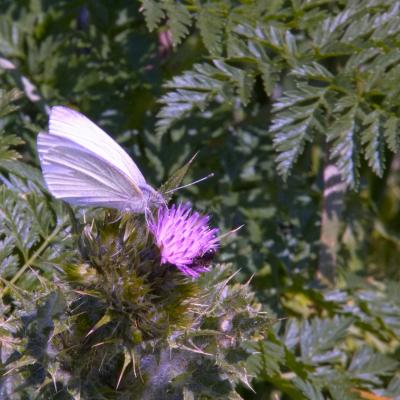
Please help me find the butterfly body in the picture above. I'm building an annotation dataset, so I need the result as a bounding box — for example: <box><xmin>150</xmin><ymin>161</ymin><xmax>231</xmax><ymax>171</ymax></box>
<box><xmin>37</xmin><ymin>106</ymin><xmax>164</xmax><ymax>212</ymax></box>
<box><xmin>137</xmin><ymin>185</ymin><xmax>165</xmax><ymax>212</ymax></box>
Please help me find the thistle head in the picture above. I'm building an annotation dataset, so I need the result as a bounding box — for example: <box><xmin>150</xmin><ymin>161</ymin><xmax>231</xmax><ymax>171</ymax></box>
<box><xmin>148</xmin><ymin>203</ymin><xmax>219</xmax><ymax>277</ymax></box>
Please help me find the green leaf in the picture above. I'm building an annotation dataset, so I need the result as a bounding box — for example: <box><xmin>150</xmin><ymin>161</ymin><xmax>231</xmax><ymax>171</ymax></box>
<box><xmin>0</xmin><ymin>89</ymin><xmax>24</xmax><ymax>161</ymax></box>
<box><xmin>0</xmin><ymin>132</ymin><xmax>24</xmax><ymax>161</ymax></box>
<box><xmin>323</xmin><ymin>372</ymin><xmax>359</xmax><ymax>400</ymax></box>
<box><xmin>386</xmin><ymin>375</ymin><xmax>400</xmax><ymax>397</ymax></box>
<box><xmin>313</xmin><ymin>7</ymin><xmax>357</xmax><ymax>48</ymax></box>
<box><xmin>271</xmin><ymin>84</ymin><xmax>326</xmax><ymax>179</ymax></box>
<box><xmin>348</xmin><ymin>347</ymin><xmax>399</xmax><ymax>384</ymax></box>
<box><xmin>327</xmin><ymin>104</ymin><xmax>360</xmax><ymax>189</ymax></box>
<box><xmin>361</xmin><ymin>111</ymin><xmax>385</xmax><ymax>177</ymax></box>
<box><xmin>0</xmin><ymin>88</ymin><xmax>22</xmax><ymax>117</ymax></box>
<box><xmin>300</xmin><ymin>317</ymin><xmax>353</xmax><ymax>364</ymax></box>
<box><xmin>213</xmin><ymin>60</ymin><xmax>254</xmax><ymax>105</ymax></box>
<box><xmin>156</xmin><ymin>63</ymin><xmax>221</xmax><ymax>135</ymax></box>
<box><xmin>293</xmin><ymin>378</ymin><xmax>324</xmax><ymax>400</ymax></box>
<box><xmin>0</xmin><ymin>160</ymin><xmax>45</xmax><ymax>193</ymax></box>
<box><xmin>291</xmin><ymin>62</ymin><xmax>334</xmax><ymax>81</ymax></box>
<box><xmin>165</xmin><ymin>1</ymin><xmax>192</xmax><ymax>46</ymax></box>
<box><xmin>157</xmin><ymin>61</ymin><xmax>255</xmax><ymax>134</ymax></box>
<box><xmin>197</xmin><ymin>5</ymin><xmax>225</xmax><ymax>56</ymax></box>
<box><xmin>156</xmin><ymin>87</ymin><xmax>210</xmax><ymax>135</ymax></box>
<box><xmin>141</xmin><ymin>0</ymin><xmax>165</xmax><ymax>32</ymax></box>
<box><xmin>384</xmin><ymin>115</ymin><xmax>400</xmax><ymax>152</ymax></box>
<box><xmin>0</xmin><ymin>169</ymin><xmax>71</xmax><ymax>288</ymax></box>
<box><xmin>245</xmin><ymin>41</ymin><xmax>278</xmax><ymax>96</ymax></box>
<box><xmin>245</xmin><ymin>339</ymin><xmax>284</xmax><ymax>376</ymax></box>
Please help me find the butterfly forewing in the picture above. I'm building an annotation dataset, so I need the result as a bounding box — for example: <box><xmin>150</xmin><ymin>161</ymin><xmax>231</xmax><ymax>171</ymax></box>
<box><xmin>37</xmin><ymin>106</ymin><xmax>162</xmax><ymax>212</ymax></box>
<box><xmin>49</xmin><ymin>106</ymin><xmax>146</xmax><ymax>185</ymax></box>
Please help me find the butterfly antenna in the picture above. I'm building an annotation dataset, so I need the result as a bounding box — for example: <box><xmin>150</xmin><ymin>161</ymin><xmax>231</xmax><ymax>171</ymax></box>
<box><xmin>165</xmin><ymin>173</ymin><xmax>214</xmax><ymax>194</ymax></box>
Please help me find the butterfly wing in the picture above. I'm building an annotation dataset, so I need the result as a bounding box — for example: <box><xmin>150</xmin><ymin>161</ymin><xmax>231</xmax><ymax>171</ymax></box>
<box><xmin>37</xmin><ymin>132</ymin><xmax>148</xmax><ymax>212</ymax></box>
<box><xmin>49</xmin><ymin>106</ymin><xmax>147</xmax><ymax>186</ymax></box>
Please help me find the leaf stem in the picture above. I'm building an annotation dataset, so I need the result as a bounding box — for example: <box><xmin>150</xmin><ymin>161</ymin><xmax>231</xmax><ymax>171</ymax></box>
<box><xmin>10</xmin><ymin>222</ymin><xmax>66</xmax><ymax>285</ymax></box>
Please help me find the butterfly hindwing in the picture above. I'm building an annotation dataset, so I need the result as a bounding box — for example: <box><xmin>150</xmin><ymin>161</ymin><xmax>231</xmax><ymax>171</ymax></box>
<box><xmin>38</xmin><ymin>133</ymin><xmax>148</xmax><ymax>212</ymax></box>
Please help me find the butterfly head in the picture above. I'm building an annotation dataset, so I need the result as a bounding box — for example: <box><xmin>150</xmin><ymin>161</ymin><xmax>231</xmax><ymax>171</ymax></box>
<box><xmin>140</xmin><ymin>185</ymin><xmax>166</xmax><ymax>209</ymax></box>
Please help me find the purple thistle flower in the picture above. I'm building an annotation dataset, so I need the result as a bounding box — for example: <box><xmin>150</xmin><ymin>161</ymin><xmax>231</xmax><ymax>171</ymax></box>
<box><xmin>149</xmin><ymin>203</ymin><xmax>219</xmax><ymax>277</ymax></box>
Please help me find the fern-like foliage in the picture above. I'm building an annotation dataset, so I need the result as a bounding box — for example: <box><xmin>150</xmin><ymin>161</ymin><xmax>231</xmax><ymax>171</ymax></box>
<box><xmin>271</xmin><ymin>84</ymin><xmax>327</xmax><ymax>180</ymax></box>
<box><xmin>0</xmin><ymin>162</ymin><xmax>73</xmax><ymax>289</ymax></box>
<box><xmin>141</xmin><ymin>0</ymin><xmax>192</xmax><ymax>46</ymax></box>
<box><xmin>147</xmin><ymin>0</ymin><xmax>400</xmax><ymax>188</ymax></box>
<box><xmin>0</xmin><ymin>89</ymin><xmax>71</xmax><ymax>290</ymax></box>
<box><xmin>245</xmin><ymin>276</ymin><xmax>400</xmax><ymax>399</ymax></box>
<box><xmin>157</xmin><ymin>61</ymin><xmax>255</xmax><ymax>135</ymax></box>
<box><xmin>0</xmin><ymin>89</ymin><xmax>24</xmax><ymax>161</ymax></box>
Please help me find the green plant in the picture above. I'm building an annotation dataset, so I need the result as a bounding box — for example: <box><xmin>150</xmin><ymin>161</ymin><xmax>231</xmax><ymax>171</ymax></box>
<box><xmin>1</xmin><ymin>1</ymin><xmax>400</xmax><ymax>399</ymax></box>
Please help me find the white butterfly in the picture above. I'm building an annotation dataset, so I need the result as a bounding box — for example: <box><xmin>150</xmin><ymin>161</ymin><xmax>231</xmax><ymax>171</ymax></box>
<box><xmin>37</xmin><ymin>106</ymin><xmax>164</xmax><ymax>212</ymax></box>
